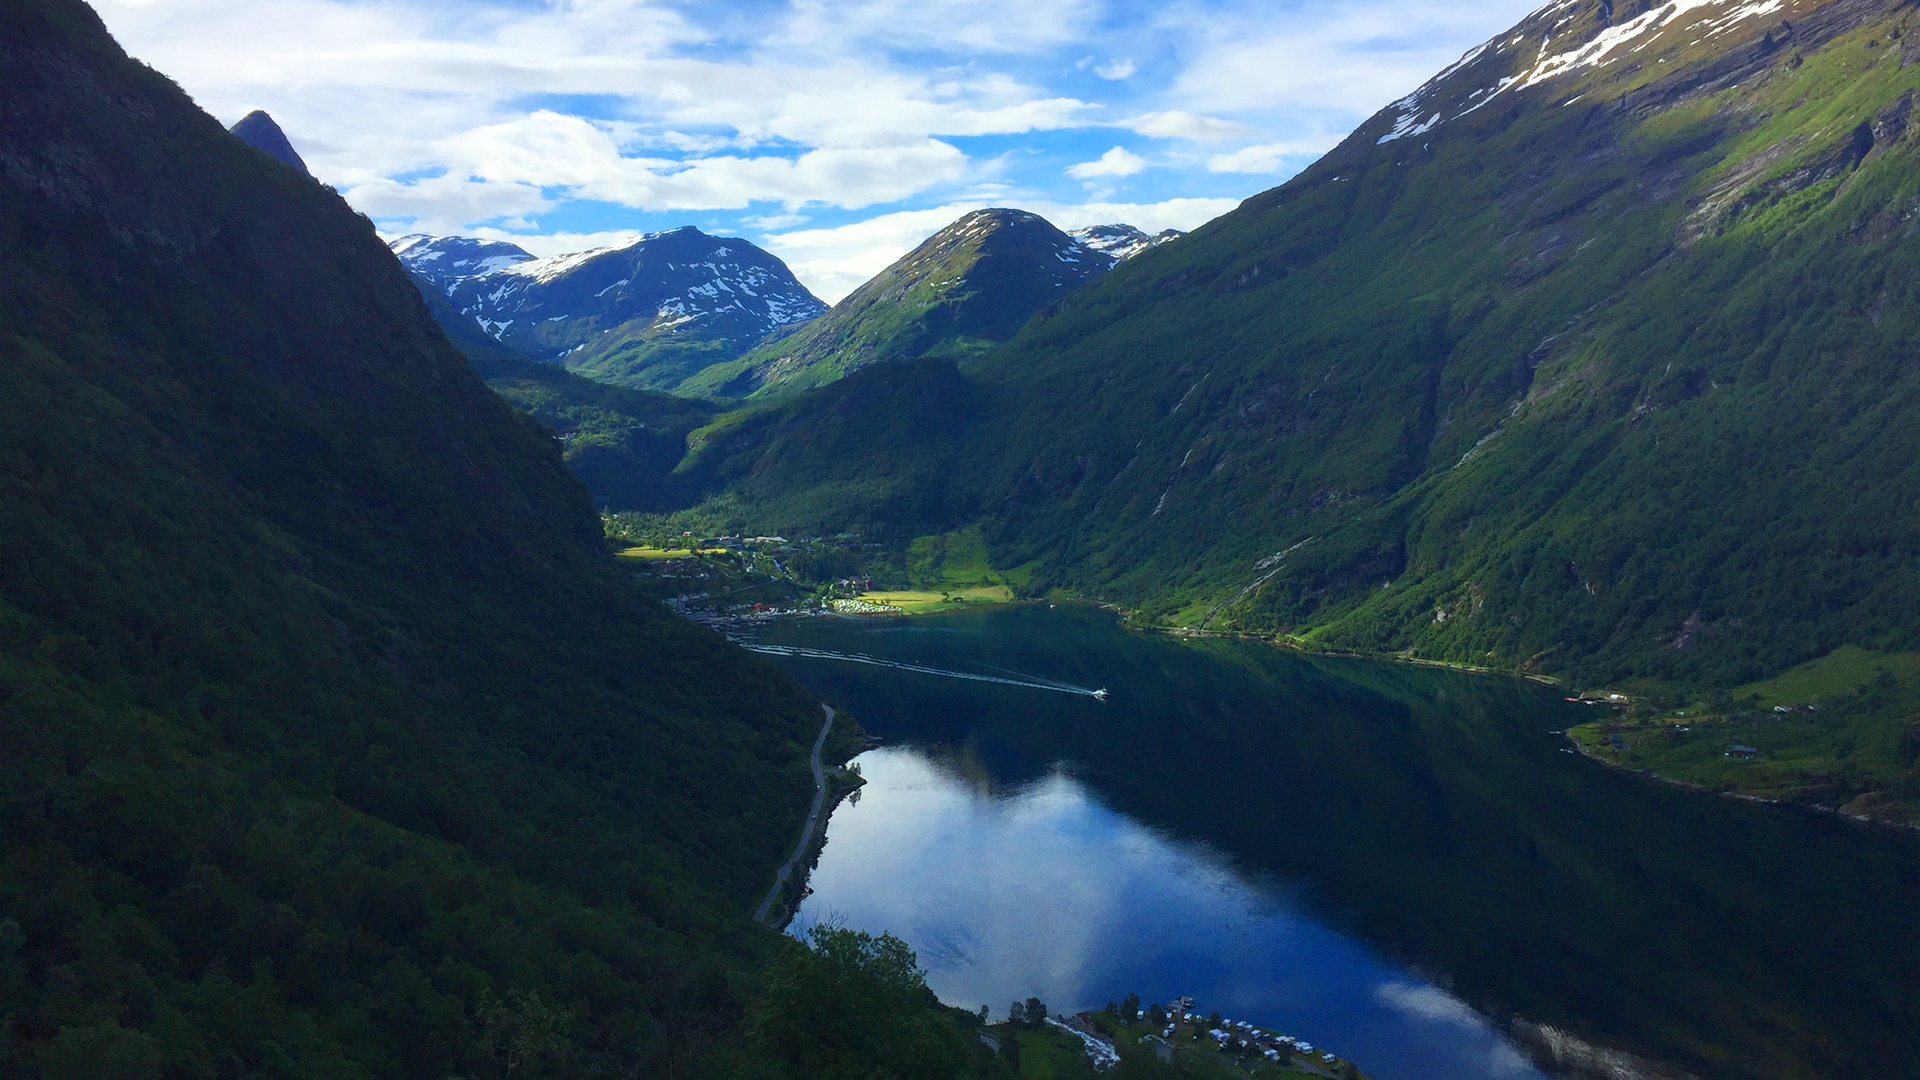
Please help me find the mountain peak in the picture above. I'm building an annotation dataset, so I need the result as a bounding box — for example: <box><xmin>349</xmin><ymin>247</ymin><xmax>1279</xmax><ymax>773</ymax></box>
<box><xmin>1070</xmin><ymin>223</ymin><xmax>1184</xmax><ymax>261</ymax></box>
<box><xmin>681</xmin><ymin>207</ymin><xmax>1120</xmax><ymax>399</ymax></box>
<box><xmin>389</xmin><ymin>234</ymin><xmax>536</xmax><ymax>294</ymax></box>
<box><xmin>391</xmin><ymin>229</ymin><xmax>826</xmax><ymax>390</ymax></box>
<box><xmin>228</xmin><ymin>110</ymin><xmax>309</xmax><ymax>175</ymax></box>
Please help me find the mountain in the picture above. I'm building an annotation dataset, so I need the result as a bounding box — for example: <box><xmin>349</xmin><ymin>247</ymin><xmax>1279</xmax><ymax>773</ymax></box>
<box><xmin>687</xmin><ymin>0</ymin><xmax>1920</xmax><ymax>700</ymax></box>
<box><xmin>681</xmin><ymin>208</ymin><xmax>1117</xmax><ymax>400</ymax></box>
<box><xmin>392</xmin><ymin>227</ymin><xmax>827</xmax><ymax>392</ymax></box>
<box><xmin>228</xmin><ymin>108</ymin><xmax>308</xmax><ymax>174</ymax></box>
<box><xmin>389</xmin><ymin>232</ymin><xmax>533</xmax><ymax>292</ymax></box>
<box><xmin>380</xmin><ymin>238</ymin><xmax>712</xmax><ymax>511</ymax></box>
<box><xmin>0</xmin><ymin>0</ymin><xmax>886</xmax><ymax>1074</ymax></box>
<box><xmin>1070</xmin><ymin>223</ymin><xmax>1183</xmax><ymax>261</ymax></box>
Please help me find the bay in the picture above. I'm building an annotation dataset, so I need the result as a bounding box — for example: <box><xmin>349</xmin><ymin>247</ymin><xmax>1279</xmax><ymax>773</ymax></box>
<box><xmin>745</xmin><ymin>605</ymin><xmax>1920</xmax><ymax>1080</ymax></box>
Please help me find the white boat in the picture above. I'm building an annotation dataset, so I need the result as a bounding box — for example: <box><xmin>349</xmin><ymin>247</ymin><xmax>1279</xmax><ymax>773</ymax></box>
<box><xmin>1092</xmin><ymin>688</ymin><xmax>1109</xmax><ymax>701</ymax></box>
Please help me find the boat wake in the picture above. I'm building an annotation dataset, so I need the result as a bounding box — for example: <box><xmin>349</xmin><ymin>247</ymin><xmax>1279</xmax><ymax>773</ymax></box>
<box><xmin>740</xmin><ymin>643</ymin><xmax>1108</xmax><ymax>700</ymax></box>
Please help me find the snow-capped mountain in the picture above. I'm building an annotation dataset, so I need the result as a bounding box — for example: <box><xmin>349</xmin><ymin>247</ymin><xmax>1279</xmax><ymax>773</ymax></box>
<box><xmin>1363</xmin><ymin>0</ymin><xmax>1812</xmax><ymax>153</ymax></box>
<box><xmin>388</xmin><ymin>227</ymin><xmax>827</xmax><ymax>391</ymax></box>
<box><xmin>1069</xmin><ymin>224</ymin><xmax>1184</xmax><ymax>261</ymax></box>
<box><xmin>390</xmin><ymin>235</ymin><xmax>535</xmax><ymax>294</ymax></box>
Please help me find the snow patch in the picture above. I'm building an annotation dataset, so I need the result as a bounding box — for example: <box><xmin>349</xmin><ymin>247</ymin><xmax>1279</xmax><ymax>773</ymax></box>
<box><xmin>1379</xmin><ymin>110</ymin><xmax>1443</xmax><ymax>144</ymax></box>
<box><xmin>1520</xmin><ymin>0</ymin><xmax>1778</xmax><ymax>90</ymax></box>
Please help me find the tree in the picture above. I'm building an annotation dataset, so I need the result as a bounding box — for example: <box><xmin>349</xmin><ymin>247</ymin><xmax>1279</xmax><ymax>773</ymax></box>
<box><xmin>748</xmin><ymin>925</ymin><xmax>970</xmax><ymax>1080</ymax></box>
<box><xmin>1147</xmin><ymin>1003</ymin><xmax>1166</xmax><ymax>1028</ymax></box>
<box><xmin>1120</xmin><ymin>992</ymin><xmax>1141</xmax><ymax>1024</ymax></box>
<box><xmin>1008</xmin><ymin>1001</ymin><xmax>1029</xmax><ymax>1028</ymax></box>
<box><xmin>1024</xmin><ymin>997</ymin><xmax>1048</xmax><ymax>1028</ymax></box>
<box><xmin>1000</xmin><ymin>1032</ymin><xmax>1022</xmax><ymax>1072</ymax></box>
<box><xmin>1208</xmin><ymin>1011</ymin><xmax>1222</xmax><ymax>1028</ymax></box>
<box><xmin>476</xmin><ymin>988</ymin><xmax>571</xmax><ymax>1078</ymax></box>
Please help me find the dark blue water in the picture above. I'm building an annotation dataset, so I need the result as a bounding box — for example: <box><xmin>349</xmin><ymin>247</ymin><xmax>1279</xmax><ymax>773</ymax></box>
<box><xmin>748</xmin><ymin>605</ymin><xmax>1920</xmax><ymax>1080</ymax></box>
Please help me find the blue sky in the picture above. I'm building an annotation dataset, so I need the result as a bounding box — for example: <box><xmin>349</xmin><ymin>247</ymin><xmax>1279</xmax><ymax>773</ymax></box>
<box><xmin>96</xmin><ymin>0</ymin><xmax>1543</xmax><ymax>300</ymax></box>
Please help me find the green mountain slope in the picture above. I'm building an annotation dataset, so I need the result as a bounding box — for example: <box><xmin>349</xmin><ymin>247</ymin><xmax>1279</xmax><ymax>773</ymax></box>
<box><xmin>0</xmin><ymin>2</ymin><xmax>848</xmax><ymax>1075</ymax></box>
<box><xmin>407</xmin><ymin>280</ymin><xmax>717</xmax><ymax>512</ymax></box>
<box><xmin>690</xmin><ymin>0</ymin><xmax>1920</xmax><ymax>697</ymax></box>
<box><xmin>485</xmin><ymin>355</ymin><xmax>717</xmax><ymax>513</ymax></box>
<box><xmin>682</xmin><ymin>209</ymin><xmax>1114</xmax><ymax>400</ymax></box>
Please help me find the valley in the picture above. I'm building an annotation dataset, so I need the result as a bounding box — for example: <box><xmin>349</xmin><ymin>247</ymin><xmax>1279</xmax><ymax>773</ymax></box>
<box><xmin>10</xmin><ymin>0</ymin><xmax>1920</xmax><ymax>1077</ymax></box>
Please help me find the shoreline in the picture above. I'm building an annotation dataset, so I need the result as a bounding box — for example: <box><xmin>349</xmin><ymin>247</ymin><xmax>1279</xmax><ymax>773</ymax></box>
<box><xmin>1564</xmin><ymin>728</ymin><xmax>1920</xmax><ymax>834</ymax></box>
<box><xmin>736</xmin><ymin>603</ymin><xmax>1918</xmax><ymax>836</ymax></box>
<box><xmin>755</xmin><ymin>704</ymin><xmax>849</xmax><ymax>925</ymax></box>
<box><xmin>764</xmin><ymin>776</ymin><xmax>865</xmax><ymax>930</ymax></box>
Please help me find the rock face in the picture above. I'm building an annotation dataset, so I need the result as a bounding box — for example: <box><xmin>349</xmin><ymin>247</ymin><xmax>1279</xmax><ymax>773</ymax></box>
<box><xmin>390</xmin><ymin>227</ymin><xmax>826</xmax><ymax>391</ymax></box>
<box><xmin>684</xmin><ymin>208</ymin><xmax>1117</xmax><ymax>400</ymax></box>
<box><xmin>1069</xmin><ymin>223</ymin><xmax>1184</xmax><ymax>261</ymax></box>
<box><xmin>228</xmin><ymin>109</ymin><xmax>309</xmax><ymax>174</ymax></box>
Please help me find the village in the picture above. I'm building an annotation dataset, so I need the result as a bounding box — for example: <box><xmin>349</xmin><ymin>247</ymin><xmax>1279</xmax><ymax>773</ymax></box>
<box><xmin>611</xmin><ymin>526</ymin><xmax>1032</xmax><ymax>626</ymax></box>
<box><xmin>981</xmin><ymin>994</ymin><xmax>1369</xmax><ymax>1079</ymax></box>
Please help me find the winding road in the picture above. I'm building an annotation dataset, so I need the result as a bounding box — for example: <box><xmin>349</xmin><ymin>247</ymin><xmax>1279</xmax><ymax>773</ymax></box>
<box><xmin>755</xmin><ymin>704</ymin><xmax>837</xmax><ymax>924</ymax></box>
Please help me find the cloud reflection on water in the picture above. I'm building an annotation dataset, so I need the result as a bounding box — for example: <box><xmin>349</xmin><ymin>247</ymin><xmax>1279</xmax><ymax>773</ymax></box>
<box><xmin>793</xmin><ymin>747</ymin><xmax>1547</xmax><ymax>1080</ymax></box>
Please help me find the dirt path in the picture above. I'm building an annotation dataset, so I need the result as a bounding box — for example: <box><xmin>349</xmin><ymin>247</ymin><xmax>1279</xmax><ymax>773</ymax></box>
<box><xmin>755</xmin><ymin>704</ymin><xmax>836</xmax><ymax>924</ymax></box>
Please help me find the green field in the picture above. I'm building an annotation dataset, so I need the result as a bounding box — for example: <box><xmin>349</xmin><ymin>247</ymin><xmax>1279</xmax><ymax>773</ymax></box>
<box><xmin>1571</xmin><ymin>648</ymin><xmax>1920</xmax><ymax>823</ymax></box>
<box><xmin>905</xmin><ymin>527</ymin><xmax>1033</xmax><ymax>597</ymax></box>
<box><xmin>1730</xmin><ymin>646</ymin><xmax>1920</xmax><ymax>708</ymax></box>
<box><xmin>615</xmin><ymin>545</ymin><xmax>730</xmax><ymax>560</ymax></box>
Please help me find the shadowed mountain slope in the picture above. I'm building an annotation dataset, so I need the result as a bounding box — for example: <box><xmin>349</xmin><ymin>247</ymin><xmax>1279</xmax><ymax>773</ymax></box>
<box><xmin>228</xmin><ymin>109</ymin><xmax>308</xmax><ymax>175</ymax></box>
<box><xmin>0</xmin><ymin>1</ymin><xmax>834</xmax><ymax>1075</ymax></box>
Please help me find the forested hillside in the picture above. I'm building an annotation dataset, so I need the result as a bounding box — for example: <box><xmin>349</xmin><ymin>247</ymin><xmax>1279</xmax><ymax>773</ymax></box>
<box><xmin>693</xmin><ymin>0</ymin><xmax>1920</xmax><ymax>693</ymax></box>
<box><xmin>0</xmin><ymin>0</ymin><xmax>876</xmax><ymax>1074</ymax></box>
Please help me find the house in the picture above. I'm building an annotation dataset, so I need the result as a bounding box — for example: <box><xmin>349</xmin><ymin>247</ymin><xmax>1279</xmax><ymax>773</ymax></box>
<box><xmin>1727</xmin><ymin>745</ymin><xmax>1760</xmax><ymax>759</ymax></box>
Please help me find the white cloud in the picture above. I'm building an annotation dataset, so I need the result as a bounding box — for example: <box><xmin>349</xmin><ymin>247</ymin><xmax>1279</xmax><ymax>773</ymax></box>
<box><xmin>345</xmin><ymin>173</ymin><xmax>551</xmax><ymax>232</ymax></box>
<box><xmin>93</xmin><ymin>0</ymin><xmax>1544</xmax><ymax>273</ymax></box>
<box><xmin>93</xmin><ymin>0</ymin><xmax>1094</xmax><ymax>191</ymax></box>
<box><xmin>779</xmin><ymin>0</ymin><xmax>1102</xmax><ymax>55</ymax></box>
<box><xmin>744</xmin><ymin>212</ymin><xmax>811</xmax><ymax>230</ymax></box>
<box><xmin>416</xmin><ymin>110</ymin><xmax>971</xmax><ymax>211</ymax></box>
<box><xmin>1161</xmin><ymin>1</ymin><xmax>1543</xmax><ymax>115</ymax></box>
<box><xmin>1207</xmin><ymin>138</ymin><xmax>1340</xmax><ymax>173</ymax></box>
<box><xmin>1122</xmin><ymin>110</ymin><xmax>1254</xmax><ymax>143</ymax></box>
<box><xmin>1067</xmin><ymin>147</ymin><xmax>1149</xmax><ymax>179</ymax></box>
<box><xmin>467</xmin><ymin>227</ymin><xmax>647</xmax><ymax>258</ymax></box>
<box><xmin>763</xmin><ymin>197</ymin><xmax>1237</xmax><ymax>302</ymax></box>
